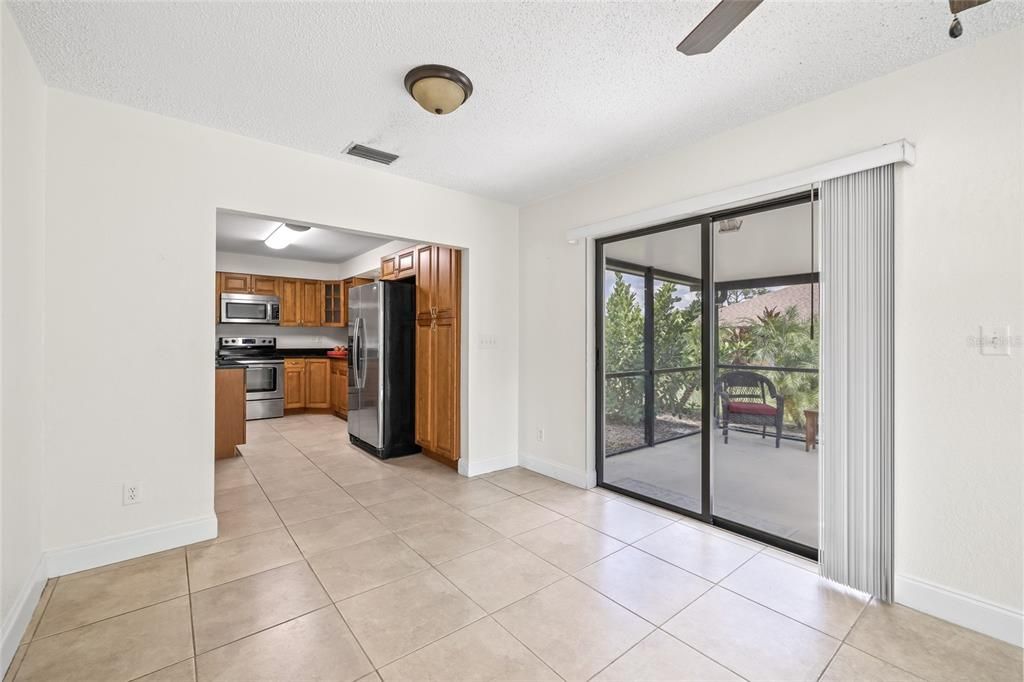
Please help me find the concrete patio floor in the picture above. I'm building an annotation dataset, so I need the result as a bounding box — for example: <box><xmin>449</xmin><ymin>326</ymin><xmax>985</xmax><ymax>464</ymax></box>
<box><xmin>603</xmin><ymin>430</ymin><xmax>818</xmax><ymax>547</ymax></box>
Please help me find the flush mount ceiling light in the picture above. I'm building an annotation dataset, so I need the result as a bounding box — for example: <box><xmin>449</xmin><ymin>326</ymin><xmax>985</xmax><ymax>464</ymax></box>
<box><xmin>265</xmin><ymin>223</ymin><xmax>311</xmax><ymax>250</ymax></box>
<box><xmin>404</xmin><ymin>65</ymin><xmax>473</xmax><ymax>115</ymax></box>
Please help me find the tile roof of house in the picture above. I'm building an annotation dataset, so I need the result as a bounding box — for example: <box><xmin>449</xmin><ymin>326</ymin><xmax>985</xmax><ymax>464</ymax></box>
<box><xmin>717</xmin><ymin>283</ymin><xmax>819</xmax><ymax>327</ymax></box>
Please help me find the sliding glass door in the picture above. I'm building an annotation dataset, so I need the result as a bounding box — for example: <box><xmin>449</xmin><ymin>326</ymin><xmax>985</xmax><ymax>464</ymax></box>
<box><xmin>598</xmin><ymin>219</ymin><xmax>707</xmax><ymax>516</ymax></box>
<box><xmin>596</xmin><ymin>194</ymin><xmax>819</xmax><ymax>559</ymax></box>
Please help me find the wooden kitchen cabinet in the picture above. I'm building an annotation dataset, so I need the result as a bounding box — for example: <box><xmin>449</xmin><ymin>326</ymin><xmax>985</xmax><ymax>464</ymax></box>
<box><xmin>322</xmin><ymin>281</ymin><xmax>345</xmax><ymax>327</ymax></box>
<box><xmin>305</xmin><ymin>359</ymin><xmax>330</xmax><ymax>408</ymax></box>
<box><xmin>284</xmin><ymin>359</ymin><xmax>306</xmax><ymax>409</ymax></box>
<box><xmin>381</xmin><ymin>247</ymin><xmax>416</xmax><ymax>281</ymax></box>
<box><xmin>251</xmin><ymin>275</ymin><xmax>280</xmax><ymax>296</ymax></box>
<box><xmin>300</xmin><ymin>280</ymin><xmax>321</xmax><ymax>327</ymax></box>
<box><xmin>219</xmin><ymin>272</ymin><xmax>279</xmax><ymax>296</ymax></box>
<box><xmin>279</xmin><ymin>279</ymin><xmax>301</xmax><ymax>326</ymax></box>
<box><xmin>330</xmin><ymin>359</ymin><xmax>348</xmax><ymax>418</ymax></box>
<box><xmin>219</xmin><ymin>272</ymin><xmax>252</xmax><ymax>294</ymax></box>
<box><xmin>415</xmin><ymin>245</ymin><xmax>460</xmax><ymax>320</ymax></box>
<box><xmin>415</xmin><ymin>315</ymin><xmax>459</xmax><ymax>462</ymax></box>
<box><xmin>215</xmin><ymin>367</ymin><xmax>246</xmax><ymax>459</ymax></box>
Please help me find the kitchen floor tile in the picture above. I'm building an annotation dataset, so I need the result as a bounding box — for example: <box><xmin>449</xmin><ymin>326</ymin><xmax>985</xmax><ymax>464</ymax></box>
<box><xmin>845</xmin><ymin>600</ymin><xmax>1023</xmax><ymax>682</ymax></box>
<box><xmin>493</xmin><ymin>577</ymin><xmax>653</xmax><ymax>681</ymax></box>
<box><xmin>575</xmin><ymin>546</ymin><xmax>712</xmax><ymax>624</ymax></box>
<box><xmin>467</xmin><ymin>496</ymin><xmax>562</xmax><ymax>537</ymax></box>
<box><xmin>397</xmin><ymin>509</ymin><xmax>504</xmax><ymax>564</ymax></box>
<box><xmin>425</xmin><ymin>478</ymin><xmax>516</xmax><ymax>511</ymax></box>
<box><xmin>190</xmin><ymin>561</ymin><xmax>328</xmax><ymax>653</ymax></box>
<box><xmin>570</xmin><ymin>499</ymin><xmax>673</xmax><ymax>543</ymax></box>
<box><xmin>512</xmin><ymin>517</ymin><xmax>624</xmax><ymax>572</ymax></box>
<box><xmin>343</xmin><ymin>476</ymin><xmax>422</xmax><ymax>506</ymax></box>
<box><xmin>721</xmin><ymin>552</ymin><xmax>869</xmax><ymax>638</ymax></box>
<box><xmin>194</xmin><ymin>606</ymin><xmax>372</xmax><ymax>682</ymax></box>
<box><xmin>3</xmin><ymin>645</ymin><xmax>27</xmax><ymax>682</ymax></box>
<box><xmin>213</xmin><ymin>484</ymin><xmax>267</xmax><ymax>513</ymax></box>
<box><xmin>437</xmin><ymin>539</ymin><xmax>565</xmax><ymax>612</ymax></box>
<box><xmin>663</xmin><ymin>586</ymin><xmax>840</xmax><ymax>681</ymax></box>
<box><xmin>36</xmin><ymin>552</ymin><xmax>188</xmax><ymax>637</ymax></box>
<box><xmin>256</xmin><ymin>469</ymin><xmax>338</xmax><ymax>501</ymax></box>
<box><xmin>136</xmin><ymin>658</ymin><xmax>197</xmax><ymax>682</ymax></box>
<box><xmin>15</xmin><ymin>597</ymin><xmax>193</xmax><ymax>682</ymax></box>
<box><xmin>820</xmin><ymin>644</ymin><xmax>925</xmax><ymax>681</ymax></box>
<box><xmin>287</xmin><ymin>508</ymin><xmax>391</xmax><ymax>557</ymax></box>
<box><xmin>593</xmin><ymin>630</ymin><xmax>742</xmax><ymax>681</ymax></box>
<box><xmin>324</xmin><ymin>461</ymin><xmax>401</xmax><ymax>487</ymax></box>
<box><xmin>204</xmin><ymin>498</ymin><xmax>282</xmax><ymax>545</ymax></box>
<box><xmin>633</xmin><ymin>522</ymin><xmax>758</xmax><ymax>582</ymax></box>
<box><xmin>213</xmin><ymin>465</ymin><xmax>256</xmax><ymax>492</ymax></box>
<box><xmin>337</xmin><ymin>569</ymin><xmax>484</xmax><ymax>667</ymax></box>
<box><xmin>366</xmin><ymin>490</ymin><xmax>453</xmax><ymax>530</ymax></box>
<box><xmin>186</xmin><ymin>528</ymin><xmax>300</xmax><ymax>591</ymax></box>
<box><xmin>378</xmin><ymin>617</ymin><xmax>559</xmax><ymax>682</ymax></box>
<box><xmin>485</xmin><ymin>467</ymin><xmax>560</xmax><ymax>495</ymax></box>
<box><xmin>272</xmin><ymin>487</ymin><xmax>360</xmax><ymax>526</ymax></box>
<box><xmin>307</xmin><ymin>534</ymin><xmax>429</xmax><ymax>602</ymax></box>
<box><xmin>524</xmin><ymin>483</ymin><xmax>611</xmax><ymax>516</ymax></box>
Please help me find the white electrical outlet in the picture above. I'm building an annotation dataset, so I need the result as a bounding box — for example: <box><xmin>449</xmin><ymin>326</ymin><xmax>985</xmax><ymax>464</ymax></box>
<box><xmin>123</xmin><ymin>482</ymin><xmax>142</xmax><ymax>505</ymax></box>
<box><xmin>536</xmin><ymin>428</ymin><xmax>545</xmax><ymax>442</ymax></box>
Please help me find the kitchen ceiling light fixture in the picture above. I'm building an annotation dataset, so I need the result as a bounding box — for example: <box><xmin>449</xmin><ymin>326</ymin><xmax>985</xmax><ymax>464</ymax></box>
<box><xmin>265</xmin><ymin>223</ymin><xmax>311</xmax><ymax>250</ymax></box>
<box><xmin>404</xmin><ymin>64</ymin><xmax>473</xmax><ymax>115</ymax></box>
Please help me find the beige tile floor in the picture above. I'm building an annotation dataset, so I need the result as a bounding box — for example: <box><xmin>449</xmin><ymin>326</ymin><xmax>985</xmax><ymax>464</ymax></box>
<box><xmin>7</xmin><ymin>414</ymin><xmax>1022</xmax><ymax>681</ymax></box>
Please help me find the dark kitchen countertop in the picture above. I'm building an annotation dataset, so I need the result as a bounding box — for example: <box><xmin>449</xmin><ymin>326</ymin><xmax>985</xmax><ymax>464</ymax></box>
<box><xmin>278</xmin><ymin>348</ymin><xmax>348</xmax><ymax>359</ymax></box>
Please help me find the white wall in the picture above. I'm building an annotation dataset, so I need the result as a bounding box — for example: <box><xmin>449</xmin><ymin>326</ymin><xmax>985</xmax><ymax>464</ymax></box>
<box><xmin>519</xmin><ymin>28</ymin><xmax>1023</xmax><ymax>637</ymax></box>
<box><xmin>1</xmin><ymin>4</ymin><xmax>47</xmax><ymax>669</ymax></box>
<box><xmin>41</xmin><ymin>89</ymin><xmax>519</xmax><ymax>559</ymax></box>
<box><xmin>216</xmin><ymin>250</ymin><xmax>344</xmax><ymax>281</ymax></box>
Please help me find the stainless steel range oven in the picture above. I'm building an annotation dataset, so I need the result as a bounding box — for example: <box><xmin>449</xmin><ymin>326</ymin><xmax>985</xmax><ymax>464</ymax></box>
<box><xmin>218</xmin><ymin>337</ymin><xmax>284</xmax><ymax>420</ymax></box>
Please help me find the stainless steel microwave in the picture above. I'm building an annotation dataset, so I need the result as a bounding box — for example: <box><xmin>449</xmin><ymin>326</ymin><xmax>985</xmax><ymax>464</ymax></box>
<box><xmin>220</xmin><ymin>293</ymin><xmax>280</xmax><ymax>325</ymax></box>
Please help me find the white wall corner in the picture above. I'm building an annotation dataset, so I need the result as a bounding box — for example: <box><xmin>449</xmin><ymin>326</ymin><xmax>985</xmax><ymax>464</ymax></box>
<box><xmin>1</xmin><ymin>556</ymin><xmax>47</xmax><ymax>675</ymax></box>
<box><xmin>464</xmin><ymin>452</ymin><xmax>518</xmax><ymax>478</ymax></box>
<box><xmin>520</xmin><ymin>453</ymin><xmax>591</xmax><ymax>489</ymax></box>
<box><xmin>45</xmin><ymin>515</ymin><xmax>218</xmax><ymax>579</ymax></box>
<box><xmin>895</xmin><ymin>574</ymin><xmax>1023</xmax><ymax>647</ymax></box>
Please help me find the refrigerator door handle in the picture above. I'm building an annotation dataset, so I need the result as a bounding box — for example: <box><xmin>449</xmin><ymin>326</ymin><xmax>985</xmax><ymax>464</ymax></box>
<box><xmin>357</xmin><ymin>316</ymin><xmax>368</xmax><ymax>389</ymax></box>
<box><xmin>352</xmin><ymin>315</ymin><xmax>361</xmax><ymax>387</ymax></box>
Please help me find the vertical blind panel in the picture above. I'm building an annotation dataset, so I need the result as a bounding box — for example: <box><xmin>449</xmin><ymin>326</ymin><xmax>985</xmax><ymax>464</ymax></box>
<box><xmin>819</xmin><ymin>164</ymin><xmax>894</xmax><ymax>601</ymax></box>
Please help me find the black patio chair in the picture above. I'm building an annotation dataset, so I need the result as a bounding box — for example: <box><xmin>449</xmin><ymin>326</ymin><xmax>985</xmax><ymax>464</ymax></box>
<box><xmin>716</xmin><ymin>370</ymin><xmax>784</xmax><ymax>448</ymax></box>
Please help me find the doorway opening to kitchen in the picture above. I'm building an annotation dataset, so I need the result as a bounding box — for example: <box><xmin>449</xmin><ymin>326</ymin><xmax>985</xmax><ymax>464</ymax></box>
<box><xmin>213</xmin><ymin>209</ymin><xmax>464</xmax><ymax>470</ymax></box>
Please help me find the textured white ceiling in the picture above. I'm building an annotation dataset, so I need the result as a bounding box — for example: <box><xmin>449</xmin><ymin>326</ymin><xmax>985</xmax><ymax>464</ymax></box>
<box><xmin>216</xmin><ymin>212</ymin><xmax>390</xmax><ymax>263</ymax></box>
<box><xmin>10</xmin><ymin>1</ymin><xmax>1024</xmax><ymax>204</ymax></box>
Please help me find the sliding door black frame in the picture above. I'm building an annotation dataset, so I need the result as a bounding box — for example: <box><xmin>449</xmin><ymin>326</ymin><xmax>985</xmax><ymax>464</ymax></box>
<box><xmin>594</xmin><ymin>191</ymin><xmax>819</xmax><ymax>561</ymax></box>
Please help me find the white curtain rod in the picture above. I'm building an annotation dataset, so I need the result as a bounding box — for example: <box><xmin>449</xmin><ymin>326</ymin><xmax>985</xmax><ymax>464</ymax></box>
<box><xmin>565</xmin><ymin>139</ymin><xmax>916</xmax><ymax>243</ymax></box>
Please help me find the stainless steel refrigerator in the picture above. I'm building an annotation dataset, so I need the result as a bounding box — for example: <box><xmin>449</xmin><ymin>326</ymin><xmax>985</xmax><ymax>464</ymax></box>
<box><xmin>347</xmin><ymin>280</ymin><xmax>419</xmax><ymax>458</ymax></box>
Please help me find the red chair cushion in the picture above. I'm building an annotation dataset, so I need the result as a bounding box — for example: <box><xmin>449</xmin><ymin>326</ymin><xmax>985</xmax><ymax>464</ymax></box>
<box><xmin>727</xmin><ymin>402</ymin><xmax>776</xmax><ymax>416</ymax></box>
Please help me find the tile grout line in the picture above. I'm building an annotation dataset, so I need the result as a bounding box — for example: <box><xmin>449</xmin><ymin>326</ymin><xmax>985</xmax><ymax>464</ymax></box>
<box><xmin>236</xmin><ymin>434</ymin><xmax>381</xmax><ymax>673</ymax></box>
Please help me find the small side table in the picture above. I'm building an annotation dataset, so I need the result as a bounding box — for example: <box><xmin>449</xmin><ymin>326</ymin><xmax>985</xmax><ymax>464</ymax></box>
<box><xmin>804</xmin><ymin>409</ymin><xmax>819</xmax><ymax>452</ymax></box>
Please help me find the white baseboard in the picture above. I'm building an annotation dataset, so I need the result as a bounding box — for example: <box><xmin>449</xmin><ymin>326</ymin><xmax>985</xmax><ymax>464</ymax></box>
<box><xmin>519</xmin><ymin>454</ymin><xmax>591</xmax><ymax>488</ymax></box>
<box><xmin>45</xmin><ymin>514</ymin><xmax>218</xmax><ymax>578</ymax></box>
<box><xmin>464</xmin><ymin>452</ymin><xmax>518</xmax><ymax>478</ymax></box>
<box><xmin>895</xmin><ymin>574</ymin><xmax>1023</xmax><ymax>647</ymax></box>
<box><xmin>1</xmin><ymin>556</ymin><xmax>47</xmax><ymax>677</ymax></box>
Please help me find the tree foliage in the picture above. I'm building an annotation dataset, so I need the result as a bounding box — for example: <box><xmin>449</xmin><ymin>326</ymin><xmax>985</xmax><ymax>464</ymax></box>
<box><xmin>604</xmin><ymin>273</ymin><xmax>819</xmax><ymax>433</ymax></box>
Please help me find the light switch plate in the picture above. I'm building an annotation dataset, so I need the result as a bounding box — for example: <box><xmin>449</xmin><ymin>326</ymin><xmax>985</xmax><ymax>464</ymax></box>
<box><xmin>979</xmin><ymin>326</ymin><xmax>1012</xmax><ymax>356</ymax></box>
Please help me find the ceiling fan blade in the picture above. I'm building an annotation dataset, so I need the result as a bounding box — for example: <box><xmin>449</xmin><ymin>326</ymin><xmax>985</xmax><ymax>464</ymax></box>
<box><xmin>949</xmin><ymin>0</ymin><xmax>991</xmax><ymax>13</ymax></box>
<box><xmin>677</xmin><ymin>0</ymin><xmax>763</xmax><ymax>55</ymax></box>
